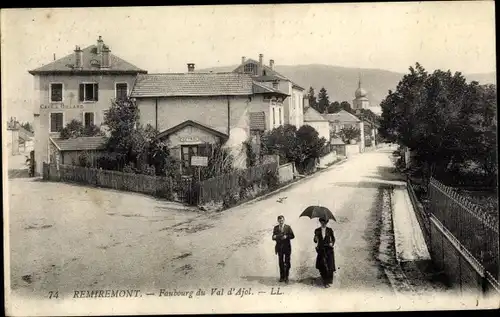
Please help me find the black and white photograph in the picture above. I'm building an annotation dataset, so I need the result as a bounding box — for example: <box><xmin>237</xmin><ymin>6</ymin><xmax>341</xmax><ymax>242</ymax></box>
<box><xmin>2</xmin><ymin>2</ymin><xmax>498</xmax><ymax>315</ymax></box>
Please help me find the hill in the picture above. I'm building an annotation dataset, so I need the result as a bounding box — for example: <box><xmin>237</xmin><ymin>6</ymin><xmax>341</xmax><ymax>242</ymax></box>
<box><xmin>199</xmin><ymin>64</ymin><xmax>496</xmax><ymax>112</ymax></box>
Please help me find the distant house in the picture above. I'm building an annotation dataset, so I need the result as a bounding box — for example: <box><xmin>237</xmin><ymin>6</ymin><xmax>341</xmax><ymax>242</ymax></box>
<box><xmin>323</xmin><ymin>110</ymin><xmax>362</xmax><ymax>134</ymax></box>
<box><xmin>28</xmin><ymin>36</ymin><xmax>147</xmax><ymax>175</ymax></box>
<box><xmin>303</xmin><ymin>106</ymin><xmax>330</xmax><ymax>142</ymax></box>
<box><xmin>233</xmin><ymin>54</ymin><xmax>305</xmax><ymax>129</ymax></box>
<box><xmin>6</xmin><ymin>117</ymin><xmax>34</xmax><ymax>156</ymax></box>
<box><xmin>130</xmin><ymin>64</ymin><xmax>289</xmax><ymax>174</ymax></box>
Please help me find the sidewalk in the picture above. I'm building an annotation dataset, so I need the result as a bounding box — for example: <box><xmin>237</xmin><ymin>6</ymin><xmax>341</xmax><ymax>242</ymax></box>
<box><xmin>391</xmin><ymin>185</ymin><xmax>431</xmax><ymax>262</ymax></box>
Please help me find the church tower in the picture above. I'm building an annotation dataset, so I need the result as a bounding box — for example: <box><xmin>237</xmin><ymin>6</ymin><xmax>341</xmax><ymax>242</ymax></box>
<box><xmin>352</xmin><ymin>75</ymin><xmax>370</xmax><ymax>110</ymax></box>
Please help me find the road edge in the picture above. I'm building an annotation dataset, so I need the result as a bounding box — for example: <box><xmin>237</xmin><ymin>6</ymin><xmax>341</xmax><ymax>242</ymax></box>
<box><xmin>233</xmin><ymin>157</ymin><xmax>349</xmax><ymax>209</ymax></box>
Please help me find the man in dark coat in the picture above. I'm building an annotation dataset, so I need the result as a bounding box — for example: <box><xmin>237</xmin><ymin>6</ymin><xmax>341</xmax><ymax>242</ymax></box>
<box><xmin>272</xmin><ymin>215</ymin><xmax>295</xmax><ymax>283</ymax></box>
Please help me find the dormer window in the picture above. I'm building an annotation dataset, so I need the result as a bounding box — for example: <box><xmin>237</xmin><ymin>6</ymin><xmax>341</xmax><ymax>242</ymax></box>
<box><xmin>244</xmin><ymin>63</ymin><xmax>257</xmax><ymax>75</ymax></box>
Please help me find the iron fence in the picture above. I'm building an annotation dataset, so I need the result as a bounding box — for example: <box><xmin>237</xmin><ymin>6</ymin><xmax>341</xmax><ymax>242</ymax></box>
<box><xmin>429</xmin><ymin>177</ymin><xmax>499</xmax><ymax>281</ymax></box>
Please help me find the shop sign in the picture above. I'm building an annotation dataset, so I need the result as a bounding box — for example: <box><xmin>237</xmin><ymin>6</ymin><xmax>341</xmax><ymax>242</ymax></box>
<box><xmin>191</xmin><ymin>156</ymin><xmax>208</xmax><ymax>167</ymax></box>
<box><xmin>40</xmin><ymin>103</ymin><xmax>84</xmax><ymax>109</ymax></box>
<box><xmin>179</xmin><ymin>136</ymin><xmax>200</xmax><ymax>143</ymax></box>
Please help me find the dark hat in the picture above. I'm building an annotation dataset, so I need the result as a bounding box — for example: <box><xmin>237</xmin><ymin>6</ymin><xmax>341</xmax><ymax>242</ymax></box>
<box><xmin>319</xmin><ymin>217</ymin><xmax>328</xmax><ymax>223</ymax></box>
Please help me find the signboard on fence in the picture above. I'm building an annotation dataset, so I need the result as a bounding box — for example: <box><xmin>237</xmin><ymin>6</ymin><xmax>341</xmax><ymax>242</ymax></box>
<box><xmin>191</xmin><ymin>156</ymin><xmax>208</xmax><ymax>167</ymax></box>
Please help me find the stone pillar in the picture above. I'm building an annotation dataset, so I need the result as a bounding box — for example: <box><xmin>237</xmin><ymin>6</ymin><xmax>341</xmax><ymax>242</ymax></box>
<box><xmin>372</xmin><ymin>125</ymin><xmax>376</xmax><ymax>147</ymax></box>
<box><xmin>358</xmin><ymin>121</ymin><xmax>365</xmax><ymax>153</ymax></box>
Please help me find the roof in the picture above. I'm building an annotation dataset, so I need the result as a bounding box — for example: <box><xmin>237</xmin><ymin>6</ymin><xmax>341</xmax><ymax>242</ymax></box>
<box><xmin>249</xmin><ymin>112</ymin><xmax>266</xmax><ymax>131</ymax></box>
<box><xmin>29</xmin><ymin>45</ymin><xmax>147</xmax><ymax>75</ymax></box>
<box><xmin>304</xmin><ymin>106</ymin><xmax>328</xmax><ymax>122</ymax></box>
<box><xmin>233</xmin><ymin>58</ymin><xmax>305</xmax><ymax>90</ymax></box>
<box><xmin>130</xmin><ymin>72</ymin><xmax>255</xmax><ymax>97</ymax></box>
<box><xmin>50</xmin><ymin>136</ymin><xmax>107</xmax><ymax>151</ymax></box>
<box><xmin>323</xmin><ymin>110</ymin><xmax>361</xmax><ymax>123</ymax></box>
<box><xmin>157</xmin><ymin>120</ymin><xmax>229</xmax><ymax>140</ymax></box>
<box><xmin>252</xmin><ymin>82</ymin><xmax>289</xmax><ymax>96</ymax></box>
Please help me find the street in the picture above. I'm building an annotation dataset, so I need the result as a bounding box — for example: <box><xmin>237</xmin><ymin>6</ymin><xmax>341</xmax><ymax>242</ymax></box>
<box><xmin>8</xmin><ymin>148</ymin><xmax>457</xmax><ymax>313</ymax></box>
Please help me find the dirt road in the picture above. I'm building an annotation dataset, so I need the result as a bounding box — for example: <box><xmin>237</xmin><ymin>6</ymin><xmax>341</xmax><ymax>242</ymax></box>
<box><xmin>9</xmin><ymin>148</ymin><xmax>464</xmax><ymax>314</ymax></box>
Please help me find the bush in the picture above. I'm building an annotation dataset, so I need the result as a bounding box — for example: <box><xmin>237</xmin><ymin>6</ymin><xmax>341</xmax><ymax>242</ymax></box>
<box><xmin>243</xmin><ymin>138</ymin><xmax>257</xmax><ymax>168</ymax></box>
<box><xmin>94</xmin><ymin>152</ymin><xmax>126</xmax><ymax>171</ymax></box>
<box><xmin>123</xmin><ymin>163</ymin><xmax>136</xmax><ymax>174</ymax></box>
<box><xmin>60</xmin><ymin>119</ymin><xmax>104</xmax><ymax>139</ymax></box>
<box><xmin>263</xmin><ymin>169</ymin><xmax>279</xmax><ymax>190</ymax></box>
<box><xmin>338</xmin><ymin>126</ymin><xmax>360</xmax><ymax>144</ymax></box>
<box><xmin>77</xmin><ymin>151</ymin><xmax>92</xmax><ymax>168</ymax></box>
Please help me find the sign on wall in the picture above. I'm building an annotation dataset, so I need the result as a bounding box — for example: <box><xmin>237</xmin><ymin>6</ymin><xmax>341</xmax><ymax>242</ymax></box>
<box><xmin>191</xmin><ymin>156</ymin><xmax>208</xmax><ymax>167</ymax></box>
<box><xmin>179</xmin><ymin>136</ymin><xmax>200</xmax><ymax>143</ymax></box>
<box><xmin>40</xmin><ymin>104</ymin><xmax>84</xmax><ymax>109</ymax></box>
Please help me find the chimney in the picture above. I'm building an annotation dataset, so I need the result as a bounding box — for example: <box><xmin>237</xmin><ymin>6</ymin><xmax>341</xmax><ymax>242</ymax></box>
<box><xmin>187</xmin><ymin>63</ymin><xmax>195</xmax><ymax>72</ymax></box>
<box><xmin>259</xmin><ymin>54</ymin><xmax>263</xmax><ymax>66</ymax></box>
<box><xmin>53</xmin><ymin>53</ymin><xmax>56</xmax><ymax>61</ymax></box>
<box><xmin>74</xmin><ymin>46</ymin><xmax>83</xmax><ymax>69</ymax></box>
<box><xmin>241</xmin><ymin>56</ymin><xmax>245</xmax><ymax>64</ymax></box>
<box><xmin>97</xmin><ymin>36</ymin><xmax>104</xmax><ymax>54</ymax></box>
<box><xmin>269</xmin><ymin>59</ymin><xmax>274</xmax><ymax>70</ymax></box>
<box><xmin>101</xmin><ymin>45</ymin><xmax>110</xmax><ymax>68</ymax></box>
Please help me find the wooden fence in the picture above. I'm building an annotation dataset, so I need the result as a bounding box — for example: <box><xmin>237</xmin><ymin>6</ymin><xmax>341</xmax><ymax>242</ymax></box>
<box><xmin>198</xmin><ymin>162</ymin><xmax>278</xmax><ymax>204</ymax></box>
<box><xmin>43</xmin><ymin>162</ymin><xmax>175</xmax><ymax>199</ymax></box>
<box><xmin>428</xmin><ymin>177</ymin><xmax>499</xmax><ymax>290</ymax></box>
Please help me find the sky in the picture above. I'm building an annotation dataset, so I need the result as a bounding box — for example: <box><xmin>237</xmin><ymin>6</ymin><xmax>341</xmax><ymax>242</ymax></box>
<box><xmin>1</xmin><ymin>2</ymin><xmax>496</xmax><ymax>123</ymax></box>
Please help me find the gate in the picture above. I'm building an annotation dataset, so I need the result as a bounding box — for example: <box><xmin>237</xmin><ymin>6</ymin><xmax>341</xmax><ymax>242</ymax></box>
<box><xmin>176</xmin><ymin>176</ymin><xmax>199</xmax><ymax>205</ymax></box>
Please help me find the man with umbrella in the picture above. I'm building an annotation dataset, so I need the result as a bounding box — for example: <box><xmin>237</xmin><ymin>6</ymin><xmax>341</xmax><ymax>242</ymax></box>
<box><xmin>300</xmin><ymin>206</ymin><xmax>337</xmax><ymax>288</ymax></box>
<box><xmin>272</xmin><ymin>215</ymin><xmax>295</xmax><ymax>283</ymax></box>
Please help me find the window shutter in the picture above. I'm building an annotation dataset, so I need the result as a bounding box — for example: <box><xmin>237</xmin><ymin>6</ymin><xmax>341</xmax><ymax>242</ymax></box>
<box><xmin>50</xmin><ymin>114</ymin><xmax>56</xmax><ymax>132</ymax></box>
<box><xmin>94</xmin><ymin>84</ymin><xmax>99</xmax><ymax>101</ymax></box>
<box><xmin>79</xmin><ymin>84</ymin><xmax>84</xmax><ymax>101</ymax></box>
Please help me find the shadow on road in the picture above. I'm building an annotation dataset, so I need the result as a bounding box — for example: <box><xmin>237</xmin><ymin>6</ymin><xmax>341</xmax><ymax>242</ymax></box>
<box><xmin>8</xmin><ymin>169</ymin><xmax>31</xmax><ymax>179</ymax></box>
<box><xmin>332</xmin><ymin>181</ymin><xmax>401</xmax><ymax>190</ymax></box>
<box><xmin>241</xmin><ymin>275</ymin><xmax>325</xmax><ymax>288</ymax></box>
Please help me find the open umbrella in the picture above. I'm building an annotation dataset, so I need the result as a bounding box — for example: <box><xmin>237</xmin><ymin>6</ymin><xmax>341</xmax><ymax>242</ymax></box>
<box><xmin>299</xmin><ymin>205</ymin><xmax>337</xmax><ymax>221</ymax></box>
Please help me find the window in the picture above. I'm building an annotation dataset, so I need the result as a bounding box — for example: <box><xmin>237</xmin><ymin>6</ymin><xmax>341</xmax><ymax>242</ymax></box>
<box><xmin>244</xmin><ymin>63</ymin><xmax>257</xmax><ymax>75</ymax></box>
<box><xmin>279</xmin><ymin>107</ymin><xmax>282</xmax><ymax>125</ymax></box>
<box><xmin>50</xmin><ymin>83</ymin><xmax>63</xmax><ymax>102</ymax></box>
<box><xmin>272</xmin><ymin>107</ymin><xmax>276</xmax><ymax>126</ymax></box>
<box><xmin>84</xmin><ymin>112</ymin><xmax>95</xmax><ymax>126</ymax></box>
<box><xmin>181</xmin><ymin>145</ymin><xmax>199</xmax><ymax>175</ymax></box>
<box><xmin>115</xmin><ymin>83</ymin><xmax>128</xmax><ymax>100</ymax></box>
<box><xmin>50</xmin><ymin>113</ymin><xmax>64</xmax><ymax>132</ymax></box>
<box><xmin>79</xmin><ymin>83</ymin><xmax>99</xmax><ymax>102</ymax></box>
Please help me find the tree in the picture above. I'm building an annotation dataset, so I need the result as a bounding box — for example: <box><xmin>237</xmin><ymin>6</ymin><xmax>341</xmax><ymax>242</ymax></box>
<box><xmin>103</xmin><ymin>97</ymin><xmax>173</xmax><ymax>175</ymax></box>
<box><xmin>307</xmin><ymin>87</ymin><xmax>318</xmax><ymax>111</ymax></box>
<box><xmin>20</xmin><ymin>122</ymin><xmax>34</xmax><ymax>133</ymax></box>
<box><xmin>340</xmin><ymin>101</ymin><xmax>352</xmax><ymax>113</ymax></box>
<box><xmin>327</xmin><ymin>101</ymin><xmax>341</xmax><ymax>113</ymax></box>
<box><xmin>338</xmin><ymin>126</ymin><xmax>360</xmax><ymax>144</ymax></box>
<box><xmin>295</xmin><ymin>125</ymin><xmax>327</xmax><ymax>167</ymax></box>
<box><xmin>261</xmin><ymin>124</ymin><xmax>299</xmax><ymax>164</ymax></box>
<box><xmin>378</xmin><ymin>62</ymin><xmax>497</xmax><ymax>187</ymax></box>
<box><xmin>59</xmin><ymin>119</ymin><xmax>104</xmax><ymax>139</ymax></box>
<box><xmin>317</xmin><ymin>87</ymin><xmax>330</xmax><ymax>114</ymax></box>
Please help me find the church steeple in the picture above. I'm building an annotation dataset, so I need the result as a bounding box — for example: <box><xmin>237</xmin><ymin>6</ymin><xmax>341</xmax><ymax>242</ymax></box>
<box><xmin>358</xmin><ymin>72</ymin><xmax>361</xmax><ymax>89</ymax></box>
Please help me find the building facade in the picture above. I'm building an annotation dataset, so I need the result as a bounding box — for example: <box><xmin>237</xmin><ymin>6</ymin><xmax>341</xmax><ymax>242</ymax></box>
<box><xmin>29</xmin><ymin>36</ymin><xmax>147</xmax><ymax>175</ymax></box>
<box><xmin>303</xmin><ymin>106</ymin><xmax>330</xmax><ymax>142</ymax></box>
<box><xmin>130</xmin><ymin>65</ymin><xmax>289</xmax><ymax>173</ymax></box>
<box><xmin>233</xmin><ymin>54</ymin><xmax>305</xmax><ymax>129</ymax></box>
